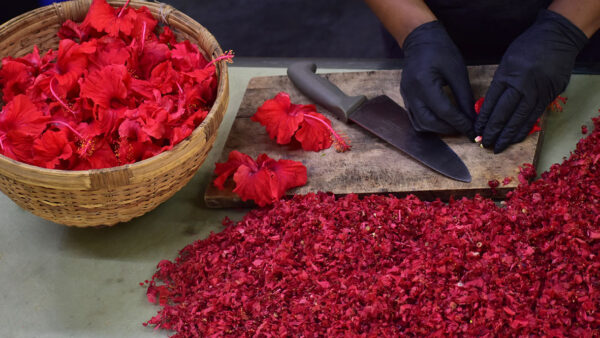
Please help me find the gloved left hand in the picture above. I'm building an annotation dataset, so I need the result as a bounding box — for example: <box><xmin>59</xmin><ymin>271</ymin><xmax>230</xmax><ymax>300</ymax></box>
<box><xmin>475</xmin><ymin>9</ymin><xmax>588</xmax><ymax>153</ymax></box>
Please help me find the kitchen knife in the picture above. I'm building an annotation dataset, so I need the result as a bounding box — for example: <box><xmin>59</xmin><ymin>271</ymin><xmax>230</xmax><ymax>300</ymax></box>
<box><xmin>287</xmin><ymin>62</ymin><xmax>471</xmax><ymax>183</ymax></box>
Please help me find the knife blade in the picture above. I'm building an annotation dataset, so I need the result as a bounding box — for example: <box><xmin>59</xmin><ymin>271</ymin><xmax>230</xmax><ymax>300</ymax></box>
<box><xmin>287</xmin><ymin>62</ymin><xmax>471</xmax><ymax>183</ymax></box>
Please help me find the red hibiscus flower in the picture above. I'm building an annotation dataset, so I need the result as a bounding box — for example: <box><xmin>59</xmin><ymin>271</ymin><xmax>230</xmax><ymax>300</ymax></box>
<box><xmin>213</xmin><ymin>151</ymin><xmax>308</xmax><ymax>206</ymax></box>
<box><xmin>295</xmin><ymin>112</ymin><xmax>334</xmax><ymax>151</ymax></box>
<box><xmin>32</xmin><ymin>129</ymin><xmax>74</xmax><ymax>169</ymax></box>
<box><xmin>0</xmin><ymin>60</ymin><xmax>35</xmax><ymax>102</ymax></box>
<box><xmin>170</xmin><ymin>41</ymin><xmax>205</xmax><ymax>72</ymax></box>
<box><xmin>74</xmin><ymin>137</ymin><xmax>118</xmax><ymax>170</ymax></box>
<box><xmin>81</xmin><ymin>0</ymin><xmax>137</xmax><ymax>38</ymax></box>
<box><xmin>0</xmin><ymin>94</ymin><xmax>49</xmax><ymax>138</ymax></box>
<box><xmin>0</xmin><ymin>95</ymin><xmax>50</xmax><ymax>162</ymax></box>
<box><xmin>252</xmin><ymin>92</ymin><xmax>350</xmax><ymax>152</ymax></box>
<box><xmin>213</xmin><ymin>150</ymin><xmax>257</xmax><ymax>190</ymax></box>
<box><xmin>81</xmin><ymin>64</ymin><xmax>130</xmax><ymax>109</ymax></box>
<box><xmin>132</xmin><ymin>40</ymin><xmax>171</xmax><ymax>79</ymax></box>
<box><xmin>252</xmin><ymin>92</ymin><xmax>310</xmax><ymax>144</ymax></box>
<box><xmin>55</xmin><ymin>39</ymin><xmax>97</xmax><ymax>93</ymax></box>
<box><xmin>87</xmin><ymin>35</ymin><xmax>130</xmax><ymax>72</ymax></box>
<box><xmin>57</xmin><ymin>19</ymin><xmax>88</xmax><ymax>42</ymax></box>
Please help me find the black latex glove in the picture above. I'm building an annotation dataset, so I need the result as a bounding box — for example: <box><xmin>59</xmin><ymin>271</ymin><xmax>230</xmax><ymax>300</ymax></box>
<box><xmin>401</xmin><ymin>21</ymin><xmax>476</xmax><ymax>138</ymax></box>
<box><xmin>475</xmin><ymin>10</ymin><xmax>588</xmax><ymax>153</ymax></box>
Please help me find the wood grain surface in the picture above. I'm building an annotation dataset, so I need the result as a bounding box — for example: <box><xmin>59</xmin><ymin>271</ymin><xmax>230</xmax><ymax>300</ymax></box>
<box><xmin>204</xmin><ymin>66</ymin><xmax>544</xmax><ymax>208</ymax></box>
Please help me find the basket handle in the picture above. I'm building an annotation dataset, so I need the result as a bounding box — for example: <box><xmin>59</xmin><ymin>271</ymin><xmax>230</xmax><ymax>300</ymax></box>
<box><xmin>52</xmin><ymin>0</ymin><xmax>92</xmax><ymax>23</ymax></box>
<box><xmin>53</xmin><ymin>1</ymin><xmax>169</xmax><ymax>23</ymax></box>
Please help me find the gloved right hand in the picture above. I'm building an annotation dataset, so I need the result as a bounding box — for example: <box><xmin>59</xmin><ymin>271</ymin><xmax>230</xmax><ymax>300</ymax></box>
<box><xmin>400</xmin><ymin>21</ymin><xmax>476</xmax><ymax>139</ymax></box>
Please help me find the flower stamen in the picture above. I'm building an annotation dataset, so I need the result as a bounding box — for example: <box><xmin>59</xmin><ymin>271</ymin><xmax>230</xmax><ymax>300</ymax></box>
<box><xmin>50</xmin><ymin>120</ymin><xmax>84</xmax><ymax>140</ymax></box>
<box><xmin>117</xmin><ymin>0</ymin><xmax>131</xmax><ymax>18</ymax></box>
<box><xmin>205</xmin><ymin>50</ymin><xmax>234</xmax><ymax>69</ymax></box>
<box><xmin>50</xmin><ymin>77</ymin><xmax>78</xmax><ymax>117</ymax></box>
<box><xmin>141</xmin><ymin>21</ymin><xmax>147</xmax><ymax>52</ymax></box>
<box><xmin>303</xmin><ymin>113</ymin><xmax>351</xmax><ymax>152</ymax></box>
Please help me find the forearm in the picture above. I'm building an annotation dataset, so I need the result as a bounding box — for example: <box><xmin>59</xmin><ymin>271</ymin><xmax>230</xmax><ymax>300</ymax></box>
<box><xmin>364</xmin><ymin>0</ymin><xmax>436</xmax><ymax>45</ymax></box>
<box><xmin>549</xmin><ymin>0</ymin><xmax>600</xmax><ymax>37</ymax></box>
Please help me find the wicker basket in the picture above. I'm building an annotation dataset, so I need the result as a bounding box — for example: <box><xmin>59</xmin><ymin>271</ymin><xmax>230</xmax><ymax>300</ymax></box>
<box><xmin>0</xmin><ymin>0</ymin><xmax>229</xmax><ymax>227</ymax></box>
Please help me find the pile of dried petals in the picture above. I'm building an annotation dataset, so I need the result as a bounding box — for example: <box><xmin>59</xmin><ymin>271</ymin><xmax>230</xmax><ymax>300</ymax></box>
<box><xmin>0</xmin><ymin>0</ymin><xmax>231</xmax><ymax>170</ymax></box>
<box><xmin>144</xmin><ymin>116</ymin><xmax>599</xmax><ymax>335</ymax></box>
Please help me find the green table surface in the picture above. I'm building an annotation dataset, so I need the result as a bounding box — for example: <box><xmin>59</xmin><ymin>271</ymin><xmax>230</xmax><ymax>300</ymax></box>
<box><xmin>1</xmin><ymin>64</ymin><xmax>599</xmax><ymax>337</ymax></box>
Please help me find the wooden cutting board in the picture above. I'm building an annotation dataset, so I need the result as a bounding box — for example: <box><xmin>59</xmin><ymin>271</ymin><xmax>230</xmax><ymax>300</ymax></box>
<box><xmin>204</xmin><ymin>65</ymin><xmax>544</xmax><ymax>208</ymax></box>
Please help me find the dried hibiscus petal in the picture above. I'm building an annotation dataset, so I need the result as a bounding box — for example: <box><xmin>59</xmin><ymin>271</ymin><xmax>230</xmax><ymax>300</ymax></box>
<box><xmin>474</xmin><ymin>95</ymin><xmax>564</xmax><ymax>141</ymax></box>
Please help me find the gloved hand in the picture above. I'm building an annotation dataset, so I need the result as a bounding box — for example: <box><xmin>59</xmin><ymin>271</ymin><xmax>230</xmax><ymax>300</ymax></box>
<box><xmin>401</xmin><ymin>21</ymin><xmax>476</xmax><ymax>139</ymax></box>
<box><xmin>475</xmin><ymin>9</ymin><xmax>588</xmax><ymax>153</ymax></box>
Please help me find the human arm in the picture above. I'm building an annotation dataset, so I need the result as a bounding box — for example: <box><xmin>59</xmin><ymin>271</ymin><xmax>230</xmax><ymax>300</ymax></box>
<box><xmin>364</xmin><ymin>0</ymin><xmax>436</xmax><ymax>45</ymax></box>
<box><xmin>365</xmin><ymin>0</ymin><xmax>476</xmax><ymax>137</ymax></box>
<box><xmin>549</xmin><ymin>0</ymin><xmax>600</xmax><ymax>38</ymax></box>
<box><xmin>475</xmin><ymin>0</ymin><xmax>600</xmax><ymax>153</ymax></box>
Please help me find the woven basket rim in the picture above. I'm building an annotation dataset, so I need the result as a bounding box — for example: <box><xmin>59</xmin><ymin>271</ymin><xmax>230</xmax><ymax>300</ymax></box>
<box><xmin>0</xmin><ymin>0</ymin><xmax>228</xmax><ymax>178</ymax></box>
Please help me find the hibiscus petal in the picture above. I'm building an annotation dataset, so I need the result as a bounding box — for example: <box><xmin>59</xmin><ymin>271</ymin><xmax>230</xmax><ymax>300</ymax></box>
<box><xmin>159</xmin><ymin>26</ymin><xmax>177</xmax><ymax>46</ymax></box>
<box><xmin>0</xmin><ymin>131</ymin><xmax>34</xmax><ymax>162</ymax></box>
<box><xmin>213</xmin><ymin>150</ymin><xmax>256</xmax><ymax>190</ymax></box>
<box><xmin>150</xmin><ymin>61</ymin><xmax>179</xmax><ymax>94</ymax></box>
<box><xmin>261</xmin><ymin>156</ymin><xmax>308</xmax><ymax>196</ymax></box>
<box><xmin>80</xmin><ymin>64</ymin><xmax>130</xmax><ymax>109</ymax></box>
<box><xmin>75</xmin><ymin>137</ymin><xmax>118</xmax><ymax>170</ymax></box>
<box><xmin>170</xmin><ymin>40</ymin><xmax>203</xmax><ymax>72</ymax></box>
<box><xmin>132</xmin><ymin>41</ymin><xmax>171</xmax><ymax>80</ymax></box>
<box><xmin>130</xmin><ymin>6</ymin><xmax>158</xmax><ymax>44</ymax></box>
<box><xmin>231</xmin><ymin>154</ymin><xmax>307</xmax><ymax>206</ymax></box>
<box><xmin>233</xmin><ymin>163</ymin><xmax>279</xmax><ymax>207</ymax></box>
<box><xmin>58</xmin><ymin>20</ymin><xmax>88</xmax><ymax>42</ymax></box>
<box><xmin>0</xmin><ymin>94</ymin><xmax>49</xmax><ymax>137</ymax></box>
<box><xmin>87</xmin><ymin>36</ymin><xmax>130</xmax><ymax>72</ymax></box>
<box><xmin>0</xmin><ymin>60</ymin><xmax>34</xmax><ymax>102</ymax></box>
<box><xmin>135</xmin><ymin>102</ymin><xmax>169</xmax><ymax>139</ymax></box>
<box><xmin>118</xmin><ymin>118</ymin><xmax>150</xmax><ymax>144</ymax></box>
<box><xmin>55</xmin><ymin>39</ymin><xmax>97</xmax><ymax>93</ymax></box>
<box><xmin>294</xmin><ymin>112</ymin><xmax>334</xmax><ymax>152</ymax></box>
<box><xmin>32</xmin><ymin>129</ymin><xmax>74</xmax><ymax>169</ymax></box>
<box><xmin>81</xmin><ymin>0</ymin><xmax>135</xmax><ymax>38</ymax></box>
<box><xmin>251</xmin><ymin>92</ymin><xmax>308</xmax><ymax>145</ymax></box>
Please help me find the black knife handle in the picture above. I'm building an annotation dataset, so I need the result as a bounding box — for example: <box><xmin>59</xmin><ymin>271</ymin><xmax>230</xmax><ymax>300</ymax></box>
<box><xmin>287</xmin><ymin>62</ymin><xmax>366</xmax><ymax>123</ymax></box>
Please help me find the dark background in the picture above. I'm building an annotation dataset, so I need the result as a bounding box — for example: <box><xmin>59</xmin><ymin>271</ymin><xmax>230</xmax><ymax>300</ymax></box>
<box><xmin>4</xmin><ymin>0</ymin><xmax>600</xmax><ymax>69</ymax></box>
<box><xmin>5</xmin><ymin>0</ymin><xmax>391</xmax><ymax>59</ymax></box>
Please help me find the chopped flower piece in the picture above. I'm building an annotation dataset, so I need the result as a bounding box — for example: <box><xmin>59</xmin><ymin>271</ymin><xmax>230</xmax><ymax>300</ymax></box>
<box><xmin>547</xmin><ymin>95</ymin><xmax>567</xmax><ymax>113</ymax></box>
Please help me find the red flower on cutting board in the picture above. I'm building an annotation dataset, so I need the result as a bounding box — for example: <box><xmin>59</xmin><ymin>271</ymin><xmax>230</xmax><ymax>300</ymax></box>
<box><xmin>252</xmin><ymin>92</ymin><xmax>351</xmax><ymax>152</ymax></box>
